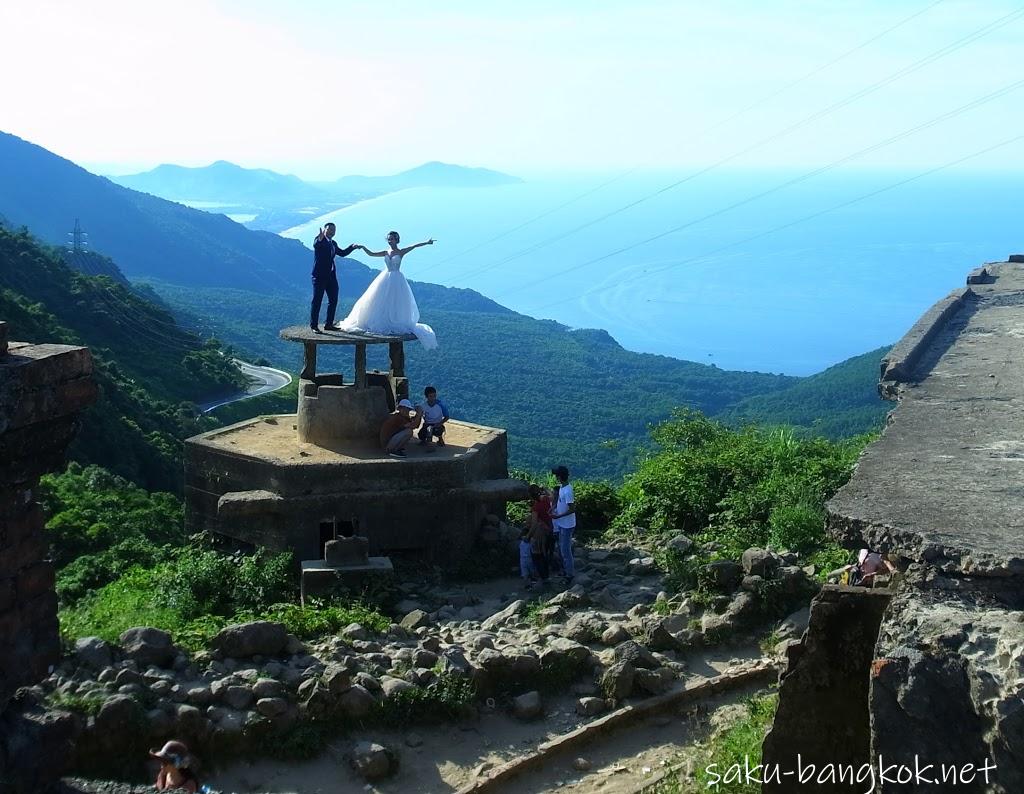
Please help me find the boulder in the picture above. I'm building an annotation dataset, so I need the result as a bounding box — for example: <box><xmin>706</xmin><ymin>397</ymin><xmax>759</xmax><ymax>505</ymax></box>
<box><xmin>210</xmin><ymin>621</ymin><xmax>288</xmax><ymax>659</ymax></box>
<box><xmin>613</xmin><ymin>640</ymin><xmax>659</xmax><ymax>670</ymax></box>
<box><xmin>342</xmin><ymin>623</ymin><xmax>368</xmax><ymax>641</ymax></box>
<box><xmin>119</xmin><ymin>627</ymin><xmax>175</xmax><ymax>667</ymax></box>
<box><xmin>741</xmin><ymin>548</ymin><xmax>778</xmax><ymax>578</ymax></box>
<box><xmin>576</xmin><ymin>696</ymin><xmax>607</xmax><ymax>717</ymax></box>
<box><xmin>667</xmin><ymin>534</ymin><xmax>693</xmax><ymax>555</ymax></box>
<box><xmin>256</xmin><ymin>697</ymin><xmax>289</xmax><ymax>718</ymax></box>
<box><xmin>74</xmin><ymin>637</ymin><xmax>114</xmax><ymax>670</ymax></box>
<box><xmin>174</xmin><ymin>704</ymin><xmax>207</xmax><ymax>738</ymax></box>
<box><xmin>96</xmin><ymin>694</ymin><xmax>145</xmax><ymax>736</ymax></box>
<box><xmin>351</xmin><ymin>741</ymin><xmax>397</xmax><ymax>781</ymax></box>
<box><xmin>602</xmin><ymin>660</ymin><xmax>636</xmax><ymax>700</ymax></box>
<box><xmin>381</xmin><ymin>676</ymin><xmax>417</xmax><ymax>698</ymax></box>
<box><xmin>627</xmin><ymin>557</ymin><xmax>658</xmax><ymax>576</ymax></box>
<box><xmin>564</xmin><ymin>612</ymin><xmax>607</xmax><ymax>643</ymax></box>
<box><xmin>185</xmin><ymin>686</ymin><xmax>214</xmax><ymax>707</ymax></box>
<box><xmin>253</xmin><ymin>678</ymin><xmax>285</xmax><ymax>700</ymax></box>
<box><xmin>644</xmin><ymin>619</ymin><xmax>687</xmax><ymax>653</ymax></box>
<box><xmin>438</xmin><ymin>648</ymin><xmax>473</xmax><ymax>677</ymax></box>
<box><xmin>222</xmin><ymin>684</ymin><xmax>254</xmax><ymax>711</ymax></box>
<box><xmin>635</xmin><ymin>667</ymin><xmax>675</xmax><ymax>695</ymax></box>
<box><xmin>547</xmin><ymin>586</ymin><xmax>591</xmax><ymax>608</ymax></box>
<box><xmin>481</xmin><ymin>600</ymin><xmax>526</xmax><ymax>631</ymax></box>
<box><xmin>777</xmin><ymin>606</ymin><xmax>811</xmax><ymax>641</ymax></box>
<box><xmin>540</xmin><ymin>637</ymin><xmax>591</xmax><ymax>668</ymax></box>
<box><xmin>704</xmin><ymin>560</ymin><xmax>743</xmax><ymax>592</ymax></box>
<box><xmin>399</xmin><ymin>609</ymin><xmax>432</xmax><ymax>631</ymax></box>
<box><xmin>601</xmin><ymin>625</ymin><xmax>631</xmax><ymax>646</ymax></box>
<box><xmin>323</xmin><ymin>664</ymin><xmax>352</xmax><ymax>695</ymax></box>
<box><xmin>512</xmin><ymin>690</ymin><xmax>543</xmax><ymax>720</ymax></box>
<box><xmin>298</xmin><ymin>679</ymin><xmax>334</xmax><ymax>716</ymax></box>
<box><xmin>337</xmin><ymin>684</ymin><xmax>377</xmax><ymax>718</ymax></box>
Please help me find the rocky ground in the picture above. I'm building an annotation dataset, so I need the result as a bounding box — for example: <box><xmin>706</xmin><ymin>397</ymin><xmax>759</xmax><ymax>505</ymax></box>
<box><xmin>44</xmin><ymin>536</ymin><xmax>813</xmax><ymax>793</ymax></box>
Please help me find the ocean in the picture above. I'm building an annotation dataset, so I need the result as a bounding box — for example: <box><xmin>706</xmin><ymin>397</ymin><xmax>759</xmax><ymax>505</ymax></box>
<box><xmin>280</xmin><ymin>170</ymin><xmax>1024</xmax><ymax>375</ymax></box>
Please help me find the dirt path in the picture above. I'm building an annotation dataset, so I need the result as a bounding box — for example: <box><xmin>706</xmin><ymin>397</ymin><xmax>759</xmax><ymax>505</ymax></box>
<box><xmin>196</xmin><ymin>645</ymin><xmax>765</xmax><ymax>794</ymax></box>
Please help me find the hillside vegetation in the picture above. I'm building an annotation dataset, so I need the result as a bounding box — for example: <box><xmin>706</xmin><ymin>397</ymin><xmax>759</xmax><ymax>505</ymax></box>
<box><xmin>147</xmin><ymin>279</ymin><xmax>799</xmax><ymax>479</ymax></box>
<box><xmin>0</xmin><ymin>225</ymin><xmax>243</xmax><ymax>489</ymax></box>
<box><xmin>719</xmin><ymin>346</ymin><xmax>891</xmax><ymax>439</ymax></box>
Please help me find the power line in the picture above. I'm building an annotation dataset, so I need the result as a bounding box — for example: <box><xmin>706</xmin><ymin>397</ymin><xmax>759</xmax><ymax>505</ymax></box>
<box><xmin>416</xmin><ymin>0</ymin><xmax>947</xmax><ymax>278</ymax></box>
<box><xmin>494</xmin><ymin>75</ymin><xmax>1024</xmax><ymax>300</ymax></box>
<box><xmin>534</xmin><ymin>133</ymin><xmax>1024</xmax><ymax>314</ymax></box>
<box><xmin>442</xmin><ymin>5</ymin><xmax>1024</xmax><ymax>286</ymax></box>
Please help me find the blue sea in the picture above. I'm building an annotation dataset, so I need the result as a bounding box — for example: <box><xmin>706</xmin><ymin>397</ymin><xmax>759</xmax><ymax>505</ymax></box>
<box><xmin>281</xmin><ymin>170</ymin><xmax>1024</xmax><ymax>375</ymax></box>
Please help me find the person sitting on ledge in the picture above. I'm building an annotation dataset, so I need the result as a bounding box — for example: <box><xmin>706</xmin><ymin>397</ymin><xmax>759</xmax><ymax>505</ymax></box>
<box><xmin>417</xmin><ymin>385</ymin><xmax>450</xmax><ymax>451</ymax></box>
<box><xmin>379</xmin><ymin>398</ymin><xmax>422</xmax><ymax>459</ymax></box>
<box><xmin>839</xmin><ymin>548</ymin><xmax>897</xmax><ymax>587</ymax></box>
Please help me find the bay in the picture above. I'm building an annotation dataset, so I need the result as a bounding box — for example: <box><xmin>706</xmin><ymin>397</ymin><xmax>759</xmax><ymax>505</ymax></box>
<box><xmin>280</xmin><ymin>170</ymin><xmax>1023</xmax><ymax>375</ymax></box>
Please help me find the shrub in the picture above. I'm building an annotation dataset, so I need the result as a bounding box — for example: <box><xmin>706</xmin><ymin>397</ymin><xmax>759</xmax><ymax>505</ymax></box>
<box><xmin>611</xmin><ymin>411</ymin><xmax>867</xmax><ymax>576</ymax></box>
<box><xmin>572</xmin><ymin>480</ymin><xmax>621</xmax><ymax>539</ymax></box>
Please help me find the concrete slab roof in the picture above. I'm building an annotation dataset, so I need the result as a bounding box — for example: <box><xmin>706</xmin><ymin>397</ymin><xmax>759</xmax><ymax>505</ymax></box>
<box><xmin>828</xmin><ymin>262</ymin><xmax>1024</xmax><ymax>576</ymax></box>
<box><xmin>189</xmin><ymin>415</ymin><xmax>504</xmax><ymax>466</ymax></box>
<box><xmin>280</xmin><ymin>325</ymin><xmax>417</xmax><ymax>346</ymax></box>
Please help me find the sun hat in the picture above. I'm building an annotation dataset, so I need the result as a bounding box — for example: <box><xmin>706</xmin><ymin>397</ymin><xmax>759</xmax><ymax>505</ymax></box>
<box><xmin>149</xmin><ymin>740</ymin><xmax>195</xmax><ymax>769</ymax></box>
<box><xmin>398</xmin><ymin>399</ymin><xmax>415</xmax><ymax>409</ymax></box>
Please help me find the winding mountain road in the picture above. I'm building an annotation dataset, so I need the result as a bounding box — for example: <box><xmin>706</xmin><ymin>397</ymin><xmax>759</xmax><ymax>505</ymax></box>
<box><xmin>199</xmin><ymin>359</ymin><xmax>292</xmax><ymax>414</ymax></box>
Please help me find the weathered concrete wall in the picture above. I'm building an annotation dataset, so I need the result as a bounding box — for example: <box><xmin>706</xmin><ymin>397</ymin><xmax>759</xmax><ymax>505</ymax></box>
<box><xmin>869</xmin><ymin>569</ymin><xmax>1022</xmax><ymax>793</ymax></box>
<box><xmin>767</xmin><ymin>261</ymin><xmax>1024</xmax><ymax>793</ymax></box>
<box><xmin>0</xmin><ymin>321</ymin><xmax>96</xmax><ymax>793</ymax></box>
<box><xmin>185</xmin><ymin>416</ymin><xmax>521</xmax><ymax>566</ymax></box>
<box><xmin>762</xmin><ymin>586</ymin><xmax>892</xmax><ymax>792</ymax></box>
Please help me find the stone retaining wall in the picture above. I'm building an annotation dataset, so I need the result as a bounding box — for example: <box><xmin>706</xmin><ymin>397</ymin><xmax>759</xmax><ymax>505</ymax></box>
<box><xmin>0</xmin><ymin>322</ymin><xmax>95</xmax><ymax>792</ymax></box>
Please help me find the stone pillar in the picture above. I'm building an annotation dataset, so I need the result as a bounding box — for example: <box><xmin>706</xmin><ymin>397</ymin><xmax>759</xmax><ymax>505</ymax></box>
<box><xmin>761</xmin><ymin>585</ymin><xmax>892</xmax><ymax>791</ymax></box>
<box><xmin>0</xmin><ymin>326</ymin><xmax>95</xmax><ymax>793</ymax></box>
<box><xmin>301</xmin><ymin>341</ymin><xmax>317</xmax><ymax>380</ymax></box>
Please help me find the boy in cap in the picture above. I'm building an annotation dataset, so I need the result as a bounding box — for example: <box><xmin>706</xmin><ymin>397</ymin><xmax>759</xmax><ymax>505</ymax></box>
<box><xmin>379</xmin><ymin>398</ymin><xmax>422</xmax><ymax>458</ymax></box>
<box><xmin>151</xmin><ymin>740</ymin><xmax>201</xmax><ymax>792</ymax></box>
<box><xmin>550</xmin><ymin>465</ymin><xmax>576</xmax><ymax>584</ymax></box>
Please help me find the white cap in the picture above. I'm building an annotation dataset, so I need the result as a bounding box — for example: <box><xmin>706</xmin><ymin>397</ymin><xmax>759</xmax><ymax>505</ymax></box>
<box><xmin>397</xmin><ymin>399</ymin><xmax>415</xmax><ymax>409</ymax></box>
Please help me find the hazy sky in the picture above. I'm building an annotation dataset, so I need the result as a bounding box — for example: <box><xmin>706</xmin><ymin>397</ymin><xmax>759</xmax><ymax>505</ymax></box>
<box><xmin>1</xmin><ymin>0</ymin><xmax>1022</xmax><ymax>178</ymax></box>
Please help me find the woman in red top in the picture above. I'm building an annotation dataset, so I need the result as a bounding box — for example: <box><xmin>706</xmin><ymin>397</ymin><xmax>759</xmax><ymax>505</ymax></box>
<box><xmin>527</xmin><ymin>484</ymin><xmax>553</xmax><ymax>584</ymax></box>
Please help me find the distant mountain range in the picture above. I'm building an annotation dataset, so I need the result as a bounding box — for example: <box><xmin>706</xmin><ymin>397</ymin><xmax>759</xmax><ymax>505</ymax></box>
<box><xmin>108</xmin><ymin>159</ymin><xmax>521</xmax><ymax>231</ymax></box>
<box><xmin>0</xmin><ymin>131</ymin><xmax>309</xmax><ymax>290</ymax></box>
<box><xmin>111</xmin><ymin>160</ymin><xmax>323</xmax><ymax>206</ymax></box>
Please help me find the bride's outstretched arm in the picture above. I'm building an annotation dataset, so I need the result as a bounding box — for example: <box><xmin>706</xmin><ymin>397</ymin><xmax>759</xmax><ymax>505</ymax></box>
<box><xmin>398</xmin><ymin>238</ymin><xmax>435</xmax><ymax>255</ymax></box>
<box><xmin>357</xmin><ymin>245</ymin><xmax>387</xmax><ymax>257</ymax></box>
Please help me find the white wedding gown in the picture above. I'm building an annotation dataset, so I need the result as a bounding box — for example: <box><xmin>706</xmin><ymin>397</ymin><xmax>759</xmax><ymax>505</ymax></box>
<box><xmin>336</xmin><ymin>252</ymin><xmax>438</xmax><ymax>349</ymax></box>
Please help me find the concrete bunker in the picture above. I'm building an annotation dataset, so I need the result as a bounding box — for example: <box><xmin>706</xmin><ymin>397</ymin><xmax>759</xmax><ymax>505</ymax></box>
<box><xmin>184</xmin><ymin>326</ymin><xmax>528</xmax><ymax>573</ymax></box>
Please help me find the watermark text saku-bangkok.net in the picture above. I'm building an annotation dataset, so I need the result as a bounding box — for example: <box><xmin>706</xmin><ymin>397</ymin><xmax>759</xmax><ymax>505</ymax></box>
<box><xmin>691</xmin><ymin>754</ymin><xmax>997</xmax><ymax>791</ymax></box>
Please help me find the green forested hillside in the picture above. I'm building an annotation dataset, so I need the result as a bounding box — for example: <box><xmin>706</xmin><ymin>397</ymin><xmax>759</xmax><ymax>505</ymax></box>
<box><xmin>0</xmin><ymin>225</ymin><xmax>244</xmax><ymax>489</ymax></box>
<box><xmin>718</xmin><ymin>346</ymin><xmax>891</xmax><ymax>439</ymax></box>
<box><xmin>147</xmin><ymin>280</ymin><xmax>799</xmax><ymax>479</ymax></box>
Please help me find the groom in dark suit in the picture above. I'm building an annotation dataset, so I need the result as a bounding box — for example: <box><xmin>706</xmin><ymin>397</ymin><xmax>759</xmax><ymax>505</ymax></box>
<box><xmin>310</xmin><ymin>222</ymin><xmax>358</xmax><ymax>332</ymax></box>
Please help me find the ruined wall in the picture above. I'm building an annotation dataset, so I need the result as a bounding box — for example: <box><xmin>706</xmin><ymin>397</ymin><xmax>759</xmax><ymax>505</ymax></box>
<box><xmin>762</xmin><ymin>586</ymin><xmax>892</xmax><ymax>791</ymax></box>
<box><xmin>0</xmin><ymin>321</ymin><xmax>96</xmax><ymax>792</ymax></box>
<box><xmin>764</xmin><ymin>260</ymin><xmax>1024</xmax><ymax>793</ymax></box>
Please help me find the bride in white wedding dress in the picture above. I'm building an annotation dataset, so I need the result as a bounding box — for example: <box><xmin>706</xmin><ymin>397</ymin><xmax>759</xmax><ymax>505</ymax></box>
<box><xmin>333</xmin><ymin>231</ymin><xmax>438</xmax><ymax>349</ymax></box>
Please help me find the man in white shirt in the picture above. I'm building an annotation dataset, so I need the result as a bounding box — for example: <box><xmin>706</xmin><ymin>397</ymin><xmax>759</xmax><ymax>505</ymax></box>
<box><xmin>550</xmin><ymin>465</ymin><xmax>576</xmax><ymax>584</ymax></box>
<box><xmin>416</xmin><ymin>385</ymin><xmax>450</xmax><ymax>450</ymax></box>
